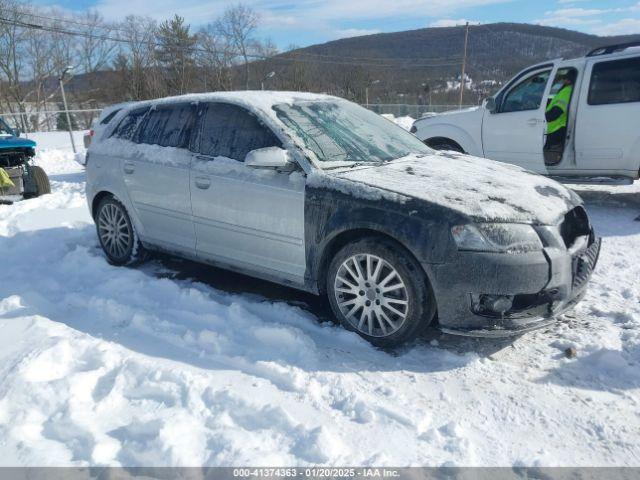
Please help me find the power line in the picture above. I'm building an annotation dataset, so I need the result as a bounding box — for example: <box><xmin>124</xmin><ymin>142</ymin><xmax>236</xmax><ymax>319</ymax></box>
<box><xmin>17</xmin><ymin>10</ymin><xmax>129</xmax><ymax>34</ymax></box>
<box><xmin>20</xmin><ymin>9</ymin><xmax>465</xmax><ymax>64</ymax></box>
<box><xmin>0</xmin><ymin>14</ymin><xmax>465</xmax><ymax>69</ymax></box>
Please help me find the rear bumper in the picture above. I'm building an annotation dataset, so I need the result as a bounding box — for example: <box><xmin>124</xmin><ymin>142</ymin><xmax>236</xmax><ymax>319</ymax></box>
<box><xmin>428</xmin><ymin>235</ymin><xmax>601</xmax><ymax>337</ymax></box>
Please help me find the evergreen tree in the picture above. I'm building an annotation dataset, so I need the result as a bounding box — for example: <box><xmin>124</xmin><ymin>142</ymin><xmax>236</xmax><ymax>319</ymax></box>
<box><xmin>56</xmin><ymin>104</ymin><xmax>78</xmax><ymax>131</ymax></box>
<box><xmin>155</xmin><ymin>15</ymin><xmax>196</xmax><ymax>95</ymax></box>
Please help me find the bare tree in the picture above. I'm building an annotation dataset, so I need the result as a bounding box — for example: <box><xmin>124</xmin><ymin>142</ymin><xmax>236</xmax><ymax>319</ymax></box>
<box><xmin>251</xmin><ymin>37</ymin><xmax>279</xmax><ymax>89</ymax></box>
<box><xmin>78</xmin><ymin>10</ymin><xmax>116</xmax><ymax>74</ymax></box>
<box><xmin>117</xmin><ymin>15</ymin><xmax>159</xmax><ymax>100</ymax></box>
<box><xmin>0</xmin><ymin>0</ymin><xmax>31</xmax><ymax>129</ymax></box>
<box><xmin>197</xmin><ymin>24</ymin><xmax>235</xmax><ymax>91</ymax></box>
<box><xmin>216</xmin><ymin>4</ymin><xmax>258</xmax><ymax>90</ymax></box>
<box><xmin>23</xmin><ymin>10</ymin><xmax>57</xmax><ymax>130</ymax></box>
<box><xmin>44</xmin><ymin>9</ymin><xmax>78</xmax><ymax>77</ymax></box>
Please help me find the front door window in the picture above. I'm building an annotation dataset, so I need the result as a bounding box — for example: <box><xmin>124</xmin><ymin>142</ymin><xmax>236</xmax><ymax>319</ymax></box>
<box><xmin>501</xmin><ymin>70</ymin><xmax>551</xmax><ymax>113</ymax></box>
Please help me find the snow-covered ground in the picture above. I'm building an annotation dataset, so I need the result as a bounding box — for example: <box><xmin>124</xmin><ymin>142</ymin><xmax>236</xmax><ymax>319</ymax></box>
<box><xmin>0</xmin><ymin>132</ymin><xmax>639</xmax><ymax>467</ymax></box>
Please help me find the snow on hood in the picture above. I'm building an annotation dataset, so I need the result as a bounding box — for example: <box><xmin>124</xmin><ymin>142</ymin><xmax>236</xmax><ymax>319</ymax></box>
<box><xmin>330</xmin><ymin>152</ymin><xmax>582</xmax><ymax>224</ymax></box>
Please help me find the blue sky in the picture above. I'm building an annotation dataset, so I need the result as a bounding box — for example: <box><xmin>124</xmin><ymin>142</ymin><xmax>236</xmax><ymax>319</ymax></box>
<box><xmin>38</xmin><ymin>0</ymin><xmax>640</xmax><ymax>49</ymax></box>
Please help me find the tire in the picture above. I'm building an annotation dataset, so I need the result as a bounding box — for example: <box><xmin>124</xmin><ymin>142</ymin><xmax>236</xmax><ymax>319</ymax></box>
<box><xmin>425</xmin><ymin>138</ymin><xmax>464</xmax><ymax>153</ymax></box>
<box><xmin>24</xmin><ymin>165</ymin><xmax>51</xmax><ymax>198</ymax></box>
<box><xmin>95</xmin><ymin>196</ymin><xmax>146</xmax><ymax>266</ymax></box>
<box><xmin>326</xmin><ymin>237</ymin><xmax>436</xmax><ymax>348</ymax></box>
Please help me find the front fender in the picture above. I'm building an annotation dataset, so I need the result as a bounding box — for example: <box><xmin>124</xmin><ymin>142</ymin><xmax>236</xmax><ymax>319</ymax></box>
<box><xmin>304</xmin><ymin>187</ymin><xmax>460</xmax><ymax>291</ymax></box>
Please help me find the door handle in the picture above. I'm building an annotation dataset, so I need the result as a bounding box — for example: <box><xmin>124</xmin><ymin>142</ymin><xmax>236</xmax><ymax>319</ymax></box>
<box><xmin>527</xmin><ymin>118</ymin><xmax>542</xmax><ymax>126</ymax></box>
<box><xmin>123</xmin><ymin>161</ymin><xmax>135</xmax><ymax>174</ymax></box>
<box><xmin>194</xmin><ymin>176</ymin><xmax>211</xmax><ymax>189</ymax></box>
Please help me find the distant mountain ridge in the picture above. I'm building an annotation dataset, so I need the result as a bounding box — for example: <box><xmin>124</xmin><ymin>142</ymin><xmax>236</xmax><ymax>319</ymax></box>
<box><xmin>284</xmin><ymin>22</ymin><xmax>640</xmax><ymax>77</ymax></box>
<box><xmin>54</xmin><ymin>22</ymin><xmax>640</xmax><ymax>108</ymax></box>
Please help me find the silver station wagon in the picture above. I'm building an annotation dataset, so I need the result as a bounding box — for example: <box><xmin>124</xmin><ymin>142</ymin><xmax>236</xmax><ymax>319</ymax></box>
<box><xmin>86</xmin><ymin>92</ymin><xmax>600</xmax><ymax>347</ymax></box>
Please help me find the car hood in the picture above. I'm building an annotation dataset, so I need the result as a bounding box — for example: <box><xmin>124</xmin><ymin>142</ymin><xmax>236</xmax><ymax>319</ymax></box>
<box><xmin>329</xmin><ymin>152</ymin><xmax>582</xmax><ymax>225</ymax></box>
<box><xmin>0</xmin><ymin>135</ymin><xmax>36</xmax><ymax>149</ymax></box>
<box><xmin>416</xmin><ymin>106</ymin><xmax>480</xmax><ymax>123</ymax></box>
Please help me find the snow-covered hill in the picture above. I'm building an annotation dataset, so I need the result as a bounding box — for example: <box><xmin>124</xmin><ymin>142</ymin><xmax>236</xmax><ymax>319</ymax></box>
<box><xmin>0</xmin><ymin>133</ymin><xmax>638</xmax><ymax>466</ymax></box>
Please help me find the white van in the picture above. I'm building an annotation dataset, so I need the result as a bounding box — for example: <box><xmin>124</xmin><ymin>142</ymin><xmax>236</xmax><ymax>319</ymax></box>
<box><xmin>412</xmin><ymin>42</ymin><xmax>640</xmax><ymax>184</ymax></box>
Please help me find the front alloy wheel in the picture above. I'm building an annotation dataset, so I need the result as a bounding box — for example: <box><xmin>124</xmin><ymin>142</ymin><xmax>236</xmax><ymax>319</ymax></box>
<box><xmin>334</xmin><ymin>254</ymin><xmax>409</xmax><ymax>337</ymax></box>
<box><xmin>327</xmin><ymin>237</ymin><xmax>435</xmax><ymax>347</ymax></box>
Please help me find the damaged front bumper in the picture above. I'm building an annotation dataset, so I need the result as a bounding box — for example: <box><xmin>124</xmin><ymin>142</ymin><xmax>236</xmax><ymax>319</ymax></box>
<box><xmin>429</xmin><ymin>230</ymin><xmax>602</xmax><ymax>338</ymax></box>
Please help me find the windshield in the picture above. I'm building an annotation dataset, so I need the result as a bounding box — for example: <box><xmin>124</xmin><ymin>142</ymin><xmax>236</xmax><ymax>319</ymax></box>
<box><xmin>273</xmin><ymin>100</ymin><xmax>431</xmax><ymax>167</ymax></box>
<box><xmin>0</xmin><ymin>118</ymin><xmax>14</xmax><ymax>136</ymax></box>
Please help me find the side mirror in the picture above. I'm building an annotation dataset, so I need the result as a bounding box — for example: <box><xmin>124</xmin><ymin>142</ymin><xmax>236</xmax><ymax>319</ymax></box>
<box><xmin>484</xmin><ymin>97</ymin><xmax>497</xmax><ymax>114</ymax></box>
<box><xmin>12</xmin><ymin>128</ymin><xmax>21</xmax><ymax>137</ymax></box>
<box><xmin>245</xmin><ymin>147</ymin><xmax>295</xmax><ymax>170</ymax></box>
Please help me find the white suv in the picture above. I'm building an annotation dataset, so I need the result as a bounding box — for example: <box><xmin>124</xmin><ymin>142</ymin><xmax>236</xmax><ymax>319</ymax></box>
<box><xmin>412</xmin><ymin>42</ymin><xmax>640</xmax><ymax>183</ymax></box>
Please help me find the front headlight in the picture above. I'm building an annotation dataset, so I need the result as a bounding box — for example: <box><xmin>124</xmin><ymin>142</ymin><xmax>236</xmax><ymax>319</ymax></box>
<box><xmin>451</xmin><ymin>223</ymin><xmax>543</xmax><ymax>253</ymax></box>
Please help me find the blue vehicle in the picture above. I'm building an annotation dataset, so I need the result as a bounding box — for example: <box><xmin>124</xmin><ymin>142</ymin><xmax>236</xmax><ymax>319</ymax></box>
<box><xmin>0</xmin><ymin>117</ymin><xmax>50</xmax><ymax>203</ymax></box>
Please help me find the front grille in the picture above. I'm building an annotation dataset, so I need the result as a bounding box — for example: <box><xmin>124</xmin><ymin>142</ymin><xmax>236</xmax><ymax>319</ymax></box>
<box><xmin>573</xmin><ymin>238</ymin><xmax>601</xmax><ymax>290</ymax></box>
<box><xmin>560</xmin><ymin>206</ymin><xmax>591</xmax><ymax>248</ymax></box>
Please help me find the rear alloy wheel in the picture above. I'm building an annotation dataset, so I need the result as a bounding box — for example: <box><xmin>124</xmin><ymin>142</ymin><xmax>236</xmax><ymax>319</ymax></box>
<box><xmin>96</xmin><ymin>196</ymin><xmax>145</xmax><ymax>265</ymax></box>
<box><xmin>327</xmin><ymin>237</ymin><xmax>435</xmax><ymax>347</ymax></box>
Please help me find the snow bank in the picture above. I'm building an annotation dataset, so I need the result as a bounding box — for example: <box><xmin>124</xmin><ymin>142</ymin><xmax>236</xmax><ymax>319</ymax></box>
<box><xmin>393</xmin><ymin>116</ymin><xmax>415</xmax><ymax>131</ymax></box>
<box><xmin>0</xmin><ymin>145</ymin><xmax>639</xmax><ymax>466</ymax></box>
<box><xmin>27</xmin><ymin>131</ymin><xmax>87</xmax><ymax>151</ymax></box>
<box><xmin>381</xmin><ymin>114</ymin><xmax>415</xmax><ymax>131</ymax></box>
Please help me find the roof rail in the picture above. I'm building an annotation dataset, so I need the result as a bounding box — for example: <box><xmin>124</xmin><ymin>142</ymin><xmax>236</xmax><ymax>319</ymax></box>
<box><xmin>586</xmin><ymin>41</ymin><xmax>640</xmax><ymax>57</ymax></box>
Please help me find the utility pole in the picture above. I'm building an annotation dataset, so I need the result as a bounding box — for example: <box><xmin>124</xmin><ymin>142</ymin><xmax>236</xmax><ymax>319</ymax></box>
<box><xmin>365</xmin><ymin>79</ymin><xmax>380</xmax><ymax>109</ymax></box>
<box><xmin>262</xmin><ymin>71</ymin><xmax>276</xmax><ymax>91</ymax></box>
<box><xmin>59</xmin><ymin>66</ymin><xmax>76</xmax><ymax>154</ymax></box>
<box><xmin>458</xmin><ymin>22</ymin><xmax>469</xmax><ymax>109</ymax></box>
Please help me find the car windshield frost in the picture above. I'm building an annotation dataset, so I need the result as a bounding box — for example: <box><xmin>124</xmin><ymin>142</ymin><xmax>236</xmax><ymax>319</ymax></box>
<box><xmin>273</xmin><ymin>100</ymin><xmax>431</xmax><ymax>167</ymax></box>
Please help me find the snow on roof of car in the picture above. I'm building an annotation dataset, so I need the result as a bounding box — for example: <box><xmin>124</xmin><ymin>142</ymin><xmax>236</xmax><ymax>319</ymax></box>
<box><xmin>123</xmin><ymin>91</ymin><xmax>340</xmax><ymax>120</ymax></box>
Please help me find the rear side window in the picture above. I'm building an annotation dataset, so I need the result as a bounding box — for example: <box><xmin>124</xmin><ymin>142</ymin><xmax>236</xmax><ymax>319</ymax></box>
<box><xmin>111</xmin><ymin>107</ymin><xmax>148</xmax><ymax>141</ymax></box>
<box><xmin>100</xmin><ymin>109</ymin><xmax>121</xmax><ymax>125</ymax></box>
<box><xmin>588</xmin><ymin>57</ymin><xmax>640</xmax><ymax>105</ymax></box>
<box><xmin>198</xmin><ymin>103</ymin><xmax>281</xmax><ymax>161</ymax></box>
<box><xmin>137</xmin><ymin>103</ymin><xmax>195</xmax><ymax>148</ymax></box>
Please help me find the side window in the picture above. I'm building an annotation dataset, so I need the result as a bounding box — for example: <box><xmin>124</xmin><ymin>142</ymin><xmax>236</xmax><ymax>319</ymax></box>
<box><xmin>100</xmin><ymin>109</ymin><xmax>121</xmax><ymax>125</ymax></box>
<box><xmin>501</xmin><ymin>70</ymin><xmax>551</xmax><ymax>113</ymax></box>
<box><xmin>198</xmin><ymin>103</ymin><xmax>281</xmax><ymax>161</ymax></box>
<box><xmin>161</xmin><ymin>104</ymin><xmax>195</xmax><ymax>147</ymax></box>
<box><xmin>111</xmin><ymin>107</ymin><xmax>148</xmax><ymax>141</ymax></box>
<box><xmin>137</xmin><ymin>103</ymin><xmax>195</xmax><ymax>148</ymax></box>
<box><xmin>588</xmin><ymin>57</ymin><xmax>640</xmax><ymax>105</ymax></box>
